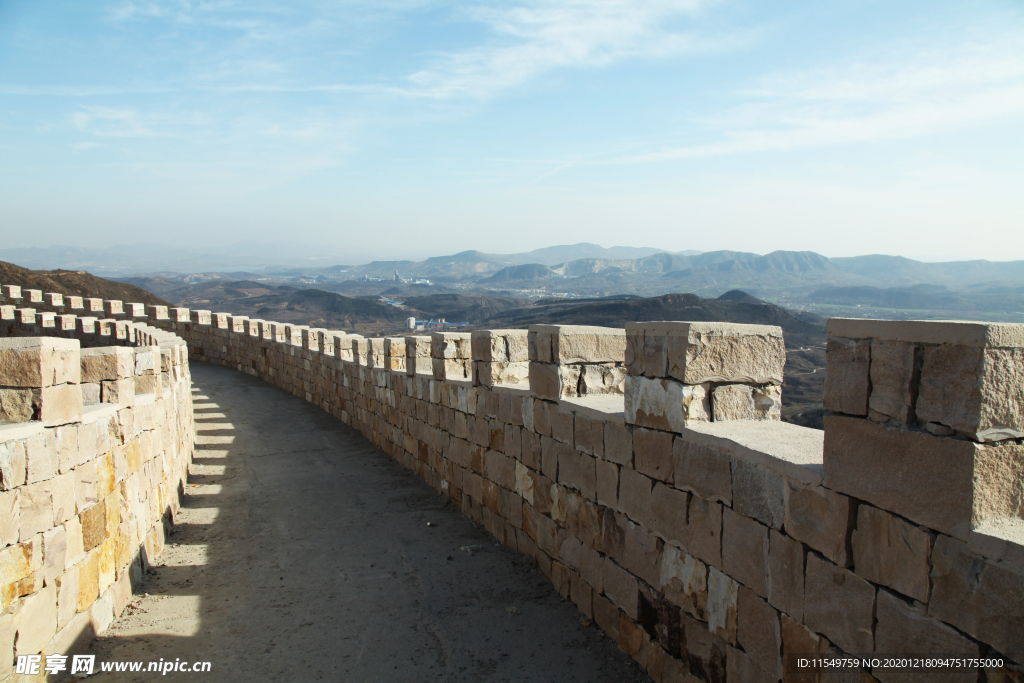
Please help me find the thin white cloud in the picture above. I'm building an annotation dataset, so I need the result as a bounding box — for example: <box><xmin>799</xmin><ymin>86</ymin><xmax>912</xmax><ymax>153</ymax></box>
<box><xmin>402</xmin><ymin>0</ymin><xmax>730</xmax><ymax>99</ymax></box>
<box><xmin>72</xmin><ymin>105</ymin><xmax>210</xmax><ymax>137</ymax></box>
<box><xmin>615</xmin><ymin>34</ymin><xmax>1024</xmax><ymax>162</ymax></box>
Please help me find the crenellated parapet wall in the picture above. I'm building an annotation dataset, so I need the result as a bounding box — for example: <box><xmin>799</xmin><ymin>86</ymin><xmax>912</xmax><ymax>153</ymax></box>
<box><xmin>3</xmin><ymin>281</ymin><xmax>1022</xmax><ymax>682</ymax></box>
<box><xmin>0</xmin><ymin>289</ymin><xmax>194</xmax><ymax>681</ymax></box>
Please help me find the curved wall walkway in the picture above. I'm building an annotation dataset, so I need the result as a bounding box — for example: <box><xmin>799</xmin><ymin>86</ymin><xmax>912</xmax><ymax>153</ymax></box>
<box><xmin>89</xmin><ymin>362</ymin><xmax>649</xmax><ymax>682</ymax></box>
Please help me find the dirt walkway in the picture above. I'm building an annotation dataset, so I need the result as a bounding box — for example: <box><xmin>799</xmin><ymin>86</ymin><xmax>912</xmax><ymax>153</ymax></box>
<box><xmin>87</xmin><ymin>362</ymin><xmax>649</xmax><ymax>682</ymax></box>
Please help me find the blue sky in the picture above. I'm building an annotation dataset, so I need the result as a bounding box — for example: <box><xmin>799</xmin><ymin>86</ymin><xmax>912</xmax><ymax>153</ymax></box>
<box><xmin>1</xmin><ymin>0</ymin><xmax>1023</xmax><ymax>263</ymax></box>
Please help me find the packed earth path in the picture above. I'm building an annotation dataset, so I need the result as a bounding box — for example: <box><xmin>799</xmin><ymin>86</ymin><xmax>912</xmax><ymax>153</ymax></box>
<box><xmin>86</xmin><ymin>362</ymin><xmax>649</xmax><ymax>682</ymax></box>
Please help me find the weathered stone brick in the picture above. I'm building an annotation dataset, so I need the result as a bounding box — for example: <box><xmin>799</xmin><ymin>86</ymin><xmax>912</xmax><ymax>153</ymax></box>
<box><xmin>804</xmin><ymin>552</ymin><xmax>875</xmax><ymax>655</ymax></box>
<box><xmin>784</xmin><ymin>481</ymin><xmax>853</xmax><ymax>566</ymax></box>
<box><xmin>618</xmin><ymin>467</ymin><xmax>653</xmax><ymax>528</ymax></box>
<box><xmin>687</xmin><ymin>495</ymin><xmax>722</xmax><ymax>570</ymax></box>
<box><xmin>659</xmin><ymin>544</ymin><xmax>707</xmax><ymax>621</ymax></box>
<box><xmin>633</xmin><ymin>427</ymin><xmax>674</xmax><ymax>483</ymax></box>
<box><xmin>929</xmin><ymin>534</ymin><xmax>1024</xmax><ymax>661</ymax></box>
<box><xmin>869</xmin><ymin>339</ymin><xmax>918</xmax><ymax>424</ymax></box>
<box><xmin>732</xmin><ymin>459</ymin><xmax>784</xmax><ymax>529</ymax></box>
<box><xmin>874</xmin><ymin>589</ymin><xmax>979</xmax><ymax>683</ymax></box>
<box><xmin>648</xmin><ymin>483</ymin><xmax>688</xmax><ymax>548</ymax></box>
<box><xmin>852</xmin><ymin>505</ymin><xmax>932</xmax><ymax>603</ymax></box>
<box><xmin>602</xmin><ymin>559</ymin><xmax>639</xmax><ymax>619</ymax></box>
<box><xmin>707</xmin><ymin>566</ymin><xmax>738</xmax><ymax>645</ymax></box>
<box><xmin>574</xmin><ymin>413</ymin><xmax>604</xmax><ymax>457</ymax></box>
<box><xmin>823</xmin><ymin>336</ymin><xmax>871</xmax><ymax>416</ymax></box>
<box><xmin>671</xmin><ymin>438</ymin><xmax>732</xmax><ymax>505</ymax></box>
<box><xmin>604</xmin><ymin>422</ymin><xmax>633</xmax><ymax>466</ymax></box>
<box><xmin>767</xmin><ymin>529</ymin><xmax>805</xmax><ymax>623</ymax></box>
<box><xmin>595</xmin><ymin>459</ymin><xmax>618</xmax><ymax>509</ymax></box>
<box><xmin>722</xmin><ymin>507</ymin><xmax>768</xmax><ymax>598</ymax></box>
<box><xmin>737</xmin><ymin>586</ymin><xmax>782</xmax><ymax>682</ymax></box>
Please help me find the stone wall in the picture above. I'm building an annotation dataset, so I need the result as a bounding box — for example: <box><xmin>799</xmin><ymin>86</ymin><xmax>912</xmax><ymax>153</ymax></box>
<box><xmin>3</xmin><ymin>283</ymin><xmax>1023</xmax><ymax>682</ymax></box>
<box><xmin>0</xmin><ymin>287</ymin><xmax>194</xmax><ymax>681</ymax></box>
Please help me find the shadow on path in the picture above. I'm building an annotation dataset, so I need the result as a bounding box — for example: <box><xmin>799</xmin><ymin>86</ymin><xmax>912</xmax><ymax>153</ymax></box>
<box><xmin>88</xmin><ymin>362</ymin><xmax>649</xmax><ymax>682</ymax></box>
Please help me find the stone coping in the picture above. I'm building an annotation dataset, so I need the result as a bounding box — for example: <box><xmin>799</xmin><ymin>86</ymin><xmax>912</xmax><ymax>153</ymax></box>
<box><xmin>625</xmin><ymin>320</ymin><xmax>784</xmax><ymax>337</ymax></box>
<box><xmin>560</xmin><ymin>393</ymin><xmax>626</xmax><ymax>424</ymax></box>
<box><xmin>489</xmin><ymin>382</ymin><xmax>531</xmax><ymax>396</ymax></box>
<box><xmin>827</xmin><ymin>317</ymin><xmax>1024</xmax><ymax>347</ymax></box>
<box><xmin>81</xmin><ymin>402</ymin><xmax>123</xmax><ymax>424</ymax></box>
<box><xmin>682</xmin><ymin>419</ymin><xmax>825</xmax><ymax>487</ymax></box>
<box><xmin>0</xmin><ymin>420</ymin><xmax>45</xmax><ymax>441</ymax></box>
<box><xmin>969</xmin><ymin>517</ymin><xmax>1024</xmax><ymax>575</ymax></box>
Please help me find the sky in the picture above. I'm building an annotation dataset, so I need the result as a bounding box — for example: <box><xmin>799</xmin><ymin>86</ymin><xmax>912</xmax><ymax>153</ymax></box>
<box><xmin>1</xmin><ymin>0</ymin><xmax>1023</xmax><ymax>263</ymax></box>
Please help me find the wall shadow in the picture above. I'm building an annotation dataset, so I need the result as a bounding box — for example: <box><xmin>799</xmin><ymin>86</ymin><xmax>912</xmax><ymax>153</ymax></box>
<box><xmin>85</xmin><ymin>362</ymin><xmax>648</xmax><ymax>682</ymax></box>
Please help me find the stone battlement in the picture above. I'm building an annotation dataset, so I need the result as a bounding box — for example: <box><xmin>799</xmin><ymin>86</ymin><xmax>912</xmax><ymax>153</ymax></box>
<box><xmin>1</xmin><ymin>284</ymin><xmax>1022</xmax><ymax>681</ymax></box>
<box><xmin>0</xmin><ymin>292</ymin><xmax>194</xmax><ymax>681</ymax></box>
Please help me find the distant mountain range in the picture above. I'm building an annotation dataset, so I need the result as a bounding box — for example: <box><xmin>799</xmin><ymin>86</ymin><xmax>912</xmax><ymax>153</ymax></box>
<box><xmin>5</xmin><ymin>241</ymin><xmax>1024</xmax><ymax>320</ymax></box>
<box><xmin>0</xmin><ymin>242</ymin><xmax>691</xmax><ymax>275</ymax></box>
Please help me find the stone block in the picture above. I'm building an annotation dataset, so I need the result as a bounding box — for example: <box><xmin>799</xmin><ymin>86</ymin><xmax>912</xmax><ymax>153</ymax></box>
<box><xmin>780</xmin><ymin>613</ymin><xmax>829</xmax><ymax>683</ymax></box>
<box><xmin>529</xmin><ymin>362</ymin><xmax>580</xmax><ymax>400</ymax></box>
<box><xmin>824</xmin><ymin>414</ymin><xmax>1024</xmax><ymax>541</ymax></box>
<box><xmin>625</xmin><ymin>327</ymin><xmax>645</xmax><ymax>376</ymax></box>
<box><xmin>624</xmin><ymin>375</ymin><xmax>709</xmax><ymax>432</ymax></box>
<box><xmin>648</xmin><ymin>483</ymin><xmax>688</xmax><ymax>548</ymax></box>
<box><xmin>707</xmin><ymin>565</ymin><xmax>738</xmax><ymax>644</ymax></box>
<box><xmin>767</xmin><ymin>529</ymin><xmax>805</xmax><ymax>623</ymax></box>
<box><xmin>514</xmin><ymin>461</ymin><xmax>534</xmax><ymax>505</ymax></box>
<box><xmin>19</xmin><ymin>479</ymin><xmax>54</xmax><ymax>538</ymax></box>
<box><xmin>682</xmin><ymin>613</ymin><xmax>729</xmax><ymax>682</ymax></box>
<box><xmin>804</xmin><ymin>552</ymin><xmax>875</xmax><ymax>654</ymax></box>
<box><xmin>874</xmin><ymin>589</ymin><xmax>979</xmax><ymax>683</ymax></box>
<box><xmin>80</xmin><ymin>502</ymin><xmax>107</xmax><ymax>551</ymax></box>
<box><xmin>722</xmin><ymin>507</ymin><xmax>768</xmax><ymax>598</ymax></box>
<box><xmin>660</xmin><ymin>544</ymin><xmax>707</xmax><ymax>620</ymax></box>
<box><xmin>727</xmin><ymin>645</ymin><xmax>775</xmax><ymax>683</ymax></box>
<box><xmin>633</xmin><ymin>427</ymin><xmax>674</xmax><ymax>483</ymax></box>
<box><xmin>574</xmin><ymin>414</ymin><xmax>604</xmax><ymax>457</ymax></box>
<box><xmin>557</xmin><ymin>447</ymin><xmax>595</xmax><ymax>499</ymax></box>
<box><xmin>711</xmin><ymin>383</ymin><xmax>781</xmax><ymax>422</ymax></box>
<box><xmin>13</xmin><ymin>583</ymin><xmax>56</xmax><ymax>656</ymax></box>
<box><xmin>25</xmin><ymin>432</ymin><xmax>56</xmax><ymax>484</ymax></box>
<box><xmin>473</xmin><ymin>360</ymin><xmax>529</xmax><ymax>386</ymax></box>
<box><xmin>604</xmin><ymin>422</ymin><xmax>632</xmax><ymax>466</ymax></box>
<box><xmin>737</xmin><ymin>586</ymin><xmax>782</xmax><ymax>682</ymax></box>
<box><xmin>529</xmin><ymin>325</ymin><xmax>626</xmax><ymax>364</ymax></box>
<box><xmin>0</xmin><ymin>337</ymin><xmax>80</xmax><ymax>388</ymax></box>
<box><xmin>57</xmin><ymin>566</ymin><xmax>79</xmax><ymax>629</ymax></box>
<box><xmin>618</xmin><ymin>467</ymin><xmax>653</xmax><ymax>528</ymax></box>
<box><xmin>39</xmin><ymin>384</ymin><xmax>83</xmax><ymax>424</ymax></box>
<box><xmin>671</xmin><ymin>438</ymin><xmax>733</xmax><ymax>505</ymax></box>
<box><xmin>471</xmin><ymin>329</ymin><xmax>529</xmax><ymax>362</ymax></box>
<box><xmin>687</xmin><ymin>495</ymin><xmax>722</xmax><ymax>570</ymax></box>
<box><xmin>432</xmin><ymin>357</ymin><xmax>469</xmax><ymax>381</ymax></box>
<box><xmin>823</xmin><ymin>336</ymin><xmax>871</xmax><ymax>416</ymax></box>
<box><xmin>0</xmin><ymin>489</ymin><xmax>18</xmax><ymax>546</ymax></box>
<box><xmin>918</xmin><ymin>343</ymin><xmax>1024</xmax><ymax>441</ymax></box>
<box><xmin>784</xmin><ymin>481</ymin><xmax>853</xmax><ymax>566</ymax></box>
<box><xmin>929</xmin><ymin>534</ymin><xmax>1024</xmax><ymax>660</ymax></box>
<box><xmin>868</xmin><ymin>339</ymin><xmax>919</xmax><ymax>424</ymax></box>
<box><xmin>602</xmin><ymin>559</ymin><xmax>639</xmax><ymax>619</ymax></box>
<box><xmin>625</xmin><ymin>321</ymin><xmax>785</xmax><ymax>384</ymax></box>
<box><xmin>578</xmin><ymin>363</ymin><xmax>627</xmax><ymax>395</ymax></box>
<box><xmin>851</xmin><ymin>505</ymin><xmax>932</xmax><ymax>602</ymax></box>
<box><xmin>827</xmin><ymin>317</ymin><xmax>1024</xmax><ymax>441</ymax></box>
<box><xmin>732</xmin><ymin>459</ymin><xmax>784</xmax><ymax>529</ymax></box>
<box><xmin>42</xmin><ymin>526</ymin><xmax>66</xmax><ymax>583</ymax></box>
<box><xmin>431</xmin><ymin>332</ymin><xmax>471</xmax><ymax>359</ymax></box>
<box><xmin>101</xmin><ymin>378</ymin><xmax>134</xmax><ymax>405</ymax></box>
<box><xmin>621</xmin><ymin>519</ymin><xmax>663</xmax><ymax>588</ymax></box>
<box><xmin>595</xmin><ymin>459</ymin><xmax>618</xmax><ymax>509</ymax></box>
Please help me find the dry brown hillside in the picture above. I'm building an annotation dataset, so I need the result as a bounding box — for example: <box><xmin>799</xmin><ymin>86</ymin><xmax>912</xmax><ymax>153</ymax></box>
<box><xmin>0</xmin><ymin>261</ymin><xmax>169</xmax><ymax>306</ymax></box>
